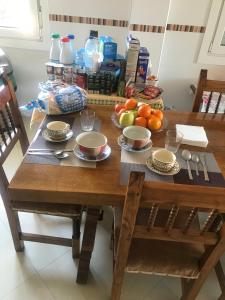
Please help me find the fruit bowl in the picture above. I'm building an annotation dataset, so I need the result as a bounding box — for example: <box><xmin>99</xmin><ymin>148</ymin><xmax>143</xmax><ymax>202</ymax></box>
<box><xmin>111</xmin><ymin>112</ymin><xmax>167</xmax><ymax>133</ymax></box>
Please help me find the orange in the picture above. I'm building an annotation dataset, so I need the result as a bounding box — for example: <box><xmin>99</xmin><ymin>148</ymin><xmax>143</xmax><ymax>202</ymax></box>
<box><xmin>138</xmin><ymin>104</ymin><xmax>151</xmax><ymax>118</ymax></box>
<box><xmin>152</xmin><ymin>109</ymin><xmax>163</xmax><ymax>121</ymax></box>
<box><xmin>147</xmin><ymin>116</ymin><xmax>161</xmax><ymax>131</ymax></box>
<box><xmin>134</xmin><ymin>117</ymin><xmax>147</xmax><ymax>127</ymax></box>
<box><xmin>125</xmin><ymin>98</ymin><xmax>137</xmax><ymax>110</ymax></box>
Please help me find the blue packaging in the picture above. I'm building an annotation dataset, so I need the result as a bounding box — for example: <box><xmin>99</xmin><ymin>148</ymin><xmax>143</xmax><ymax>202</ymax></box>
<box><xmin>103</xmin><ymin>42</ymin><xmax>117</xmax><ymax>61</ymax></box>
<box><xmin>136</xmin><ymin>47</ymin><xmax>149</xmax><ymax>83</ymax></box>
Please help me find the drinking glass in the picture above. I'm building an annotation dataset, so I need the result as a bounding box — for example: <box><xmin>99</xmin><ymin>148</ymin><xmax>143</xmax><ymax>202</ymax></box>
<box><xmin>165</xmin><ymin>129</ymin><xmax>183</xmax><ymax>153</ymax></box>
<box><xmin>80</xmin><ymin>109</ymin><xmax>95</xmax><ymax>131</ymax></box>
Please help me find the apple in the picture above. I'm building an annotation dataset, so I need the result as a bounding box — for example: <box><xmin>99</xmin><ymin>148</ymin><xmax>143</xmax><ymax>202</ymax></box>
<box><xmin>117</xmin><ymin>108</ymin><xmax>127</xmax><ymax>117</ymax></box>
<box><xmin>129</xmin><ymin>109</ymin><xmax>138</xmax><ymax>119</ymax></box>
<box><xmin>115</xmin><ymin>104</ymin><xmax>125</xmax><ymax>114</ymax></box>
<box><xmin>119</xmin><ymin>111</ymin><xmax>135</xmax><ymax>127</ymax></box>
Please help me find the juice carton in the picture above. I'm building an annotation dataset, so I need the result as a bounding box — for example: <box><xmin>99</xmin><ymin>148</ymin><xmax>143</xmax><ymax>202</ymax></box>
<box><xmin>136</xmin><ymin>47</ymin><xmax>149</xmax><ymax>83</ymax></box>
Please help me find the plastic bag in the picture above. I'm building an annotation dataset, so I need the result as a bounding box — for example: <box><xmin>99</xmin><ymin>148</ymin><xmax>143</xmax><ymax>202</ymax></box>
<box><xmin>20</xmin><ymin>81</ymin><xmax>87</xmax><ymax>116</ymax></box>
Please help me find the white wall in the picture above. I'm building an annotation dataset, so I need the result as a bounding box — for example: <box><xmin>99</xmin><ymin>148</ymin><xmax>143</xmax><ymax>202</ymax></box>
<box><xmin>158</xmin><ymin>0</ymin><xmax>225</xmax><ymax>111</ymax></box>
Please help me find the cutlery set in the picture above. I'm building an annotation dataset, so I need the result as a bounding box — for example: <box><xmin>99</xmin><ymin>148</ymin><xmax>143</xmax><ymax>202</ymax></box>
<box><xmin>27</xmin><ymin>148</ymin><xmax>74</xmax><ymax>159</ymax></box>
<box><xmin>181</xmin><ymin>149</ymin><xmax>209</xmax><ymax>181</ymax></box>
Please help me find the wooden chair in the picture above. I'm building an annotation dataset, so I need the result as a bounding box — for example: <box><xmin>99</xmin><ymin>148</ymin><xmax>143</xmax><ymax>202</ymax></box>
<box><xmin>192</xmin><ymin>69</ymin><xmax>225</xmax><ymax>114</ymax></box>
<box><xmin>0</xmin><ymin>68</ymin><xmax>82</xmax><ymax>257</ymax></box>
<box><xmin>112</xmin><ymin>171</ymin><xmax>225</xmax><ymax>300</ymax></box>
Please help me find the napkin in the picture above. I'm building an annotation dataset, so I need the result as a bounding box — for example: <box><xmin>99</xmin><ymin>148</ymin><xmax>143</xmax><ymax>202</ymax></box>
<box><xmin>176</xmin><ymin>124</ymin><xmax>208</xmax><ymax>147</ymax></box>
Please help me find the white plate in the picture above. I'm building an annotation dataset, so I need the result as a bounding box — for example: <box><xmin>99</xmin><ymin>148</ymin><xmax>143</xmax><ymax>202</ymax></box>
<box><xmin>42</xmin><ymin>129</ymin><xmax>73</xmax><ymax>143</ymax></box>
<box><xmin>117</xmin><ymin>135</ymin><xmax>152</xmax><ymax>153</ymax></box>
<box><xmin>74</xmin><ymin>144</ymin><xmax>111</xmax><ymax>162</ymax></box>
<box><xmin>146</xmin><ymin>156</ymin><xmax>181</xmax><ymax>176</ymax></box>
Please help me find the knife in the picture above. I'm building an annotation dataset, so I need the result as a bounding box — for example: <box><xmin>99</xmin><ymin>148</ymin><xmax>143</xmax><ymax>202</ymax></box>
<box><xmin>200</xmin><ymin>154</ymin><xmax>209</xmax><ymax>182</ymax></box>
<box><xmin>28</xmin><ymin>148</ymin><xmax>74</xmax><ymax>152</ymax></box>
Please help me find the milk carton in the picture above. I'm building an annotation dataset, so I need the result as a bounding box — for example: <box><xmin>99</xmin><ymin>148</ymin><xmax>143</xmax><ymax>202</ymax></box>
<box><xmin>125</xmin><ymin>35</ymin><xmax>140</xmax><ymax>83</ymax></box>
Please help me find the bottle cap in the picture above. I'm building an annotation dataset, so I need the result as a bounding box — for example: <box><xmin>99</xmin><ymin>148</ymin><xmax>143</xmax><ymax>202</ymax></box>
<box><xmin>67</xmin><ymin>34</ymin><xmax>75</xmax><ymax>39</ymax></box>
<box><xmin>90</xmin><ymin>30</ymin><xmax>98</xmax><ymax>38</ymax></box>
<box><xmin>51</xmin><ymin>33</ymin><xmax>60</xmax><ymax>39</ymax></box>
<box><xmin>61</xmin><ymin>37</ymin><xmax>70</xmax><ymax>43</ymax></box>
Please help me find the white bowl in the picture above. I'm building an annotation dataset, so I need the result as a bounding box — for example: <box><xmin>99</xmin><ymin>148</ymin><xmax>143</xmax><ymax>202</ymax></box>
<box><xmin>123</xmin><ymin>126</ymin><xmax>151</xmax><ymax>149</ymax></box>
<box><xmin>152</xmin><ymin>149</ymin><xmax>176</xmax><ymax>172</ymax></box>
<box><xmin>46</xmin><ymin>121</ymin><xmax>70</xmax><ymax>139</ymax></box>
<box><xmin>76</xmin><ymin>132</ymin><xmax>107</xmax><ymax>157</ymax></box>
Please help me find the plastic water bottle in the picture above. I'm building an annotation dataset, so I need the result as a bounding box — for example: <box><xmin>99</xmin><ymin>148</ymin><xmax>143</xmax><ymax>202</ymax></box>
<box><xmin>84</xmin><ymin>30</ymin><xmax>99</xmax><ymax>73</ymax></box>
<box><xmin>49</xmin><ymin>33</ymin><xmax>61</xmax><ymax>62</ymax></box>
<box><xmin>67</xmin><ymin>34</ymin><xmax>76</xmax><ymax>63</ymax></box>
<box><xmin>59</xmin><ymin>37</ymin><xmax>73</xmax><ymax>65</ymax></box>
<box><xmin>75</xmin><ymin>48</ymin><xmax>85</xmax><ymax>69</ymax></box>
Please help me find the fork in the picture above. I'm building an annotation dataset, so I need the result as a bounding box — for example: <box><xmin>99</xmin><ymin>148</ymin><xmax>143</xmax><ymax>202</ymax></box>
<box><xmin>199</xmin><ymin>154</ymin><xmax>209</xmax><ymax>182</ymax></box>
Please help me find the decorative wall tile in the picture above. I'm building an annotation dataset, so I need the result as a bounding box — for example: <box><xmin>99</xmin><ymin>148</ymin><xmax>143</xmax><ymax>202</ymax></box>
<box><xmin>166</xmin><ymin>24</ymin><xmax>205</xmax><ymax>33</ymax></box>
<box><xmin>49</xmin><ymin>14</ymin><xmax>128</xmax><ymax>27</ymax></box>
<box><xmin>130</xmin><ymin>24</ymin><xmax>165</xmax><ymax>33</ymax></box>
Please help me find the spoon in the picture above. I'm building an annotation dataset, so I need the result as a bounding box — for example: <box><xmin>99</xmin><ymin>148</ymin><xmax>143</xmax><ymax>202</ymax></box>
<box><xmin>192</xmin><ymin>153</ymin><xmax>199</xmax><ymax>176</ymax></box>
<box><xmin>27</xmin><ymin>150</ymin><xmax>70</xmax><ymax>160</ymax></box>
<box><xmin>181</xmin><ymin>150</ymin><xmax>193</xmax><ymax>180</ymax></box>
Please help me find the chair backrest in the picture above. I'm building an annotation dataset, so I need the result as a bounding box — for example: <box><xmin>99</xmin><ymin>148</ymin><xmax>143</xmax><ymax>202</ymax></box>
<box><xmin>192</xmin><ymin>69</ymin><xmax>225</xmax><ymax>114</ymax></box>
<box><xmin>116</xmin><ymin>171</ymin><xmax>225</xmax><ymax>276</ymax></box>
<box><xmin>0</xmin><ymin>68</ymin><xmax>29</xmax><ymax>166</ymax></box>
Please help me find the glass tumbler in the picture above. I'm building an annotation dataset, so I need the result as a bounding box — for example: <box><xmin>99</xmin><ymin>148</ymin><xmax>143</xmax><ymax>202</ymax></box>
<box><xmin>165</xmin><ymin>129</ymin><xmax>183</xmax><ymax>153</ymax></box>
<box><xmin>80</xmin><ymin>109</ymin><xmax>95</xmax><ymax>131</ymax></box>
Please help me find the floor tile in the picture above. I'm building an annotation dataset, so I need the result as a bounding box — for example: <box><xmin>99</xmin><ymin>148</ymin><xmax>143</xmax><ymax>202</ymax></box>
<box><xmin>197</xmin><ymin>270</ymin><xmax>221</xmax><ymax>300</ymax></box>
<box><xmin>39</xmin><ymin>251</ymin><xmax>108</xmax><ymax>300</ymax></box>
<box><xmin>121</xmin><ymin>274</ymin><xmax>160</xmax><ymax>300</ymax></box>
<box><xmin>0</xmin><ymin>241</ymin><xmax>36</xmax><ymax>298</ymax></box>
<box><xmin>2</xmin><ymin>274</ymin><xmax>54</xmax><ymax>300</ymax></box>
<box><xmin>143</xmin><ymin>281</ymin><xmax>179</xmax><ymax>300</ymax></box>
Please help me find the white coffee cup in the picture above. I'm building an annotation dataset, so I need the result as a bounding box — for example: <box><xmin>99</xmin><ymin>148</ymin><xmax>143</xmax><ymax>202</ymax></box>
<box><xmin>46</xmin><ymin>121</ymin><xmax>70</xmax><ymax>139</ymax></box>
<box><xmin>152</xmin><ymin>149</ymin><xmax>176</xmax><ymax>172</ymax></box>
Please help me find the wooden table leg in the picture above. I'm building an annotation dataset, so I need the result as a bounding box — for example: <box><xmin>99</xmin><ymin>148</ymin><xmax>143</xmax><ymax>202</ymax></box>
<box><xmin>76</xmin><ymin>207</ymin><xmax>99</xmax><ymax>284</ymax></box>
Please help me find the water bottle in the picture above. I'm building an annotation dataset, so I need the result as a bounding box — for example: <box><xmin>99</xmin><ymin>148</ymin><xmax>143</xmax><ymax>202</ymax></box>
<box><xmin>49</xmin><ymin>33</ymin><xmax>61</xmax><ymax>62</ymax></box>
<box><xmin>67</xmin><ymin>34</ymin><xmax>76</xmax><ymax>63</ymax></box>
<box><xmin>59</xmin><ymin>37</ymin><xmax>73</xmax><ymax>65</ymax></box>
<box><xmin>84</xmin><ymin>30</ymin><xmax>100</xmax><ymax>73</ymax></box>
<box><xmin>75</xmin><ymin>48</ymin><xmax>85</xmax><ymax>69</ymax></box>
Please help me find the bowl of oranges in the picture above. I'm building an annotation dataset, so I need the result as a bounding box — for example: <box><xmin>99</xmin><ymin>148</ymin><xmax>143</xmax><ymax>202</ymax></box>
<box><xmin>112</xmin><ymin>98</ymin><xmax>166</xmax><ymax>132</ymax></box>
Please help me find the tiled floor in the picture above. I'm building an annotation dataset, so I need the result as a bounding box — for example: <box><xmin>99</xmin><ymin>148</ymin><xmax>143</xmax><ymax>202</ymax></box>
<box><xmin>0</xmin><ymin>118</ymin><xmax>223</xmax><ymax>299</ymax></box>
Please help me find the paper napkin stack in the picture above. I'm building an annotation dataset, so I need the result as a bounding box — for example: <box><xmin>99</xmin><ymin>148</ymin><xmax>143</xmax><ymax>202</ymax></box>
<box><xmin>176</xmin><ymin>124</ymin><xmax>208</xmax><ymax>147</ymax></box>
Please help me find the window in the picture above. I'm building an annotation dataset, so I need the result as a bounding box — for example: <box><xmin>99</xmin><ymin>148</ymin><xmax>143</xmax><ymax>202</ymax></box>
<box><xmin>198</xmin><ymin>0</ymin><xmax>225</xmax><ymax>65</ymax></box>
<box><xmin>0</xmin><ymin>0</ymin><xmax>42</xmax><ymax>40</ymax></box>
<box><xmin>0</xmin><ymin>0</ymin><xmax>49</xmax><ymax>50</ymax></box>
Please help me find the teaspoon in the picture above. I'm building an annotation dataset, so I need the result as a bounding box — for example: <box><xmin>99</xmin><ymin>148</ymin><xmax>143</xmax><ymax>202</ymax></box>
<box><xmin>181</xmin><ymin>150</ymin><xmax>193</xmax><ymax>180</ymax></box>
<box><xmin>191</xmin><ymin>153</ymin><xmax>199</xmax><ymax>176</ymax></box>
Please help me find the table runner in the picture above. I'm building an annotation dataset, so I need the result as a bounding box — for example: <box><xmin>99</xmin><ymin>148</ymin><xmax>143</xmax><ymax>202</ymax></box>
<box><xmin>120</xmin><ymin>148</ymin><xmax>225</xmax><ymax>187</ymax></box>
<box><xmin>24</xmin><ymin>115</ymin><xmax>101</xmax><ymax>168</ymax></box>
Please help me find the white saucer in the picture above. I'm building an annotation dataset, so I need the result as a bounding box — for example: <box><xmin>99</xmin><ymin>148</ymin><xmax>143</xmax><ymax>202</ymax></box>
<box><xmin>117</xmin><ymin>135</ymin><xmax>152</xmax><ymax>153</ymax></box>
<box><xmin>42</xmin><ymin>129</ymin><xmax>73</xmax><ymax>143</ymax></box>
<box><xmin>74</xmin><ymin>144</ymin><xmax>111</xmax><ymax>162</ymax></box>
<box><xmin>146</xmin><ymin>156</ymin><xmax>181</xmax><ymax>176</ymax></box>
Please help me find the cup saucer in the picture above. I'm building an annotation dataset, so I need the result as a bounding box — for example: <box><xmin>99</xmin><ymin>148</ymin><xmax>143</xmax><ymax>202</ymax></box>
<box><xmin>42</xmin><ymin>129</ymin><xmax>73</xmax><ymax>143</ymax></box>
<box><xmin>117</xmin><ymin>135</ymin><xmax>152</xmax><ymax>153</ymax></box>
<box><xmin>74</xmin><ymin>144</ymin><xmax>111</xmax><ymax>162</ymax></box>
<box><xmin>146</xmin><ymin>156</ymin><xmax>181</xmax><ymax>176</ymax></box>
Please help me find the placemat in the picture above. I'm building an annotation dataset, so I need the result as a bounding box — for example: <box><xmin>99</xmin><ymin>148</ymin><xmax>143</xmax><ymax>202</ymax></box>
<box><xmin>24</xmin><ymin>115</ymin><xmax>101</xmax><ymax>168</ymax></box>
<box><xmin>120</xmin><ymin>148</ymin><xmax>225</xmax><ymax>187</ymax></box>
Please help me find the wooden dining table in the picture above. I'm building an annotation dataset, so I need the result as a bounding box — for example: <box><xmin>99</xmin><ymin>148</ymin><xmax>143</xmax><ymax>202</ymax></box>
<box><xmin>8</xmin><ymin>105</ymin><xmax>225</xmax><ymax>284</ymax></box>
